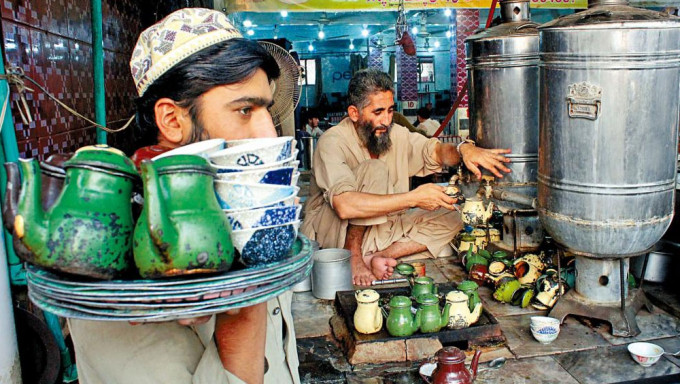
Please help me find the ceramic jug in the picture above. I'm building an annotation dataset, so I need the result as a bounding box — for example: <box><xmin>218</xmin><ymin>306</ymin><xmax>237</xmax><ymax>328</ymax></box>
<box><xmin>461</xmin><ymin>197</ymin><xmax>494</xmax><ymax>226</ymax></box>
<box><xmin>354</xmin><ymin>289</ymin><xmax>383</xmax><ymax>334</ymax></box>
<box><xmin>412</xmin><ymin>276</ymin><xmax>438</xmax><ymax>299</ymax></box>
<box><xmin>14</xmin><ymin>146</ymin><xmax>137</xmax><ymax>279</ymax></box>
<box><xmin>133</xmin><ymin>155</ymin><xmax>234</xmax><ymax>278</ymax></box>
<box><xmin>384</xmin><ymin>295</ymin><xmax>419</xmax><ymax>337</ymax></box>
<box><xmin>443</xmin><ymin>290</ymin><xmax>482</xmax><ymax>329</ymax></box>
<box><xmin>4</xmin><ymin>153</ymin><xmax>71</xmax><ymax>264</ymax></box>
<box><xmin>415</xmin><ymin>293</ymin><xmax>447</xmax><ymax>333</ymax></box>
<box><xmin>423</xmin><ymin>347</ymin><xmax>482</xmax><ymax>384</ymax></box>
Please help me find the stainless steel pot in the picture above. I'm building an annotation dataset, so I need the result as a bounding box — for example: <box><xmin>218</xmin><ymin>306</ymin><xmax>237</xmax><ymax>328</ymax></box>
<box><xmin>537</xmin><ymin>0</ymin><xmax>680</xmax><ymax>257</ymax></box>
<box><xmin>311</xmin><ymin>248</ymin><xmax>352</xmax><ymax>300</ymax></box>
<box><xmin>631</xmin><ymin>240</ymin><xmax>680</xmax><ymax>283</ymax></box>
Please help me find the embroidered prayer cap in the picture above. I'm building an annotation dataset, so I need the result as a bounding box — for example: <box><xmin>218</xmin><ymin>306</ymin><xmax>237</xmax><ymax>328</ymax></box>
<box><xmin>130</xmin><ymin>8</ymin><xmax>242</xmax><ymax>97</ymax></box>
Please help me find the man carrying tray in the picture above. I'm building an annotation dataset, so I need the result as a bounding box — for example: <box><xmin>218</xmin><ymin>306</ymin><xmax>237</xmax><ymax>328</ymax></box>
<box><xmin>67</xmin><ymin>9</ymin><xmax>300</xmax><ymax>384</ymax></box>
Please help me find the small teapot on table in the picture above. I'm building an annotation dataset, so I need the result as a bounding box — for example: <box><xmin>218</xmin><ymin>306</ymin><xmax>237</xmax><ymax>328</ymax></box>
<box><xmin>443</xmin><ymin>290</ymin><xmax>482</xmax><ymax>329</ymax></box>
<box><xmin>384</xmin><ymin>295</ymin><xmax>419</xmax><ymax>337</ymax></box>
<box><xmin>354</xmin><ymin>289</ymin><xmax>383</xmax><ymax>335</ymax></box>
<box><xmin>415</xmin><ymin>293</ymin><xmax>448</xmax><ymax>333</ymax></box>
<box><xmin>461</xmin><ymin>197</ymin><xmax>494</xmax><ymax>226</ymax></box>
<box><xmin>422</xmin><ymin>346</ymin><xmax>482</xmax><ymax>384</ymax></box>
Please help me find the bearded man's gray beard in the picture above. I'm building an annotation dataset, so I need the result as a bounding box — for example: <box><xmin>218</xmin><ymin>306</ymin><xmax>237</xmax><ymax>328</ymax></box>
<box><xmin>357</xmin><ymin>120</ymin><xmax>392</xmax><ymax>156</ymax></box>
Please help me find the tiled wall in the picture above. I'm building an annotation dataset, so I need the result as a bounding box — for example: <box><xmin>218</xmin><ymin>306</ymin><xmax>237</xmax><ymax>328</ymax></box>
<box><xmin>455</xmin><ymin>9</ymin><xmax>479</xmax><ymax>109</ymax></box>
<box><xmin>397</xmin><ymin>35</ymin><xmax>418</xmax><ymax>104</ymax></box>
<box><xmin>1</xmin><ymin>0</ymin><xmax>144</xmax><ymax>159</ymax></box>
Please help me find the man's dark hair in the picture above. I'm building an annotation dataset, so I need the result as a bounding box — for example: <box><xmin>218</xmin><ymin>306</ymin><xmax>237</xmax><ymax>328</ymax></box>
<box><xmin>417</xmin><ymin>107</ymin><xmax>431</xmax><ymax>119</ymax></box>
<box><xmin>134</xmin><ymin>38</ymin><xmax>280</xmax><ymax>147</ymax></box>
<box><xmin>306</xmin><ymin>109</ymin><xmax>320</xmax><ymax>121</ymax></box>
<box><xmin>347</xmin><ymin>69</ymin><xmax>394</xmax><ymax>110</ymax></box>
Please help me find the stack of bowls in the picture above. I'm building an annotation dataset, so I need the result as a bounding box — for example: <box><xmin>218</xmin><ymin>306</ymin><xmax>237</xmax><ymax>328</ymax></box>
<box><xmin>530</xmin><ymin>316</ymin><xmax>560</xmax><ymax>344</ymax></box>
<box><xmin>209</xmin><ymin>137</ymin><xmax>301</xmax><ymax>267</ymax></box>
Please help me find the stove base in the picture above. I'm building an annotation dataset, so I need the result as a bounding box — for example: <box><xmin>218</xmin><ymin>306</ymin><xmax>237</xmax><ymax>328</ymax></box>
<box><xmin>548</xmin><ymin>288</ymin><xmax>653</xmax><ymax>337</ymax></box>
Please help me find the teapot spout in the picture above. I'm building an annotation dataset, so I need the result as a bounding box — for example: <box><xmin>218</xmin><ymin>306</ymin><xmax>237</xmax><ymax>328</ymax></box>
<box><xmin>16</xmin><ymin>159</ymin><xmax>48</xmax><ymax>252</ymax></box>
<box><xmin>470</xmin><ymin>349</ymin><xmax>482</xmax><ymax>381</ymax></box>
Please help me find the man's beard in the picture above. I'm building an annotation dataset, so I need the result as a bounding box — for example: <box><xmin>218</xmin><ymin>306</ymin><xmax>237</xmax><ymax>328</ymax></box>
<box><xmin>357</xmin><ymin>119</ymin><xmax>392</xmax><ymax>156</ymax></box>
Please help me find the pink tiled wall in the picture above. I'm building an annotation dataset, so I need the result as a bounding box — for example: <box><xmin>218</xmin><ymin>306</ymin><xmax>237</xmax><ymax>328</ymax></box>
<box><xmin>455</xmin><ymin>9</ymin><xmax>479</xmax><ymax>109</ymax></box>
<box><xmin>1</xmin><ymin>0</ymin><xmax>143</xmax><ymax>159</ymax></box>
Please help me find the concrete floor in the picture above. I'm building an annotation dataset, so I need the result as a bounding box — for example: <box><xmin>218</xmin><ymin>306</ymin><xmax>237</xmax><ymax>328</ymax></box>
<box><xmin>291</xmin><ymin>256</ymin><xmax>680</xmax><ymax>383</ymax></box>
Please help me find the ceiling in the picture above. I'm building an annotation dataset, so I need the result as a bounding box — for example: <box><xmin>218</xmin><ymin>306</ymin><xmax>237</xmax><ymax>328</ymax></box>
<box><xmin>227</xmin><ymin>10</ymin><xmax>459</xmax><ymax>55</ymax></box>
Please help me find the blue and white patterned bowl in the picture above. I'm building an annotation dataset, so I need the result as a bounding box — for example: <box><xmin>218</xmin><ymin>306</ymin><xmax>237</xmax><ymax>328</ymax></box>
<box><xmin>226</xmin><ymin>205</ymin><xmax>302</xmax><ymax>230</ymax></box>
<box><xmin>211</xmin><ymin>157</ymin><xmax>299</xmax><ymax>174</ymax></box>
<box><xmin>231</xmin><ymin>220</ymin><xmax>301</xmax><ymax>266</ymax></box>
<box><xmin>530</xmin><ymin>325</ymin><xmax>560</xmax><ymax>344</ymax></box>
<box><xmin>223</xmin><ymin>194</ymin><xmax>297</xmax><ymax>213</ymax></box>
<box><xmin>215</xmin><ymin>166</ymin><xmax>297</xmax><ymax>185</ymax></box>
<box><xmin>209</xmin><ymin>137</ymin><xmax>294</xmax><ymax>167</ymax></box>
<box><xmin>214</xmin><ymin>180</ymin><xmax>299</xmax><ymax>211</ymax></box>
<box><xmin>225</xmin><ymin>136</ymin><xmax>295</xmax><ymax>149</ymax></box>
<box><xmin>153</xmin><ymin>139</ymin><xmax>226</xmax><ymax>160</ymax></box>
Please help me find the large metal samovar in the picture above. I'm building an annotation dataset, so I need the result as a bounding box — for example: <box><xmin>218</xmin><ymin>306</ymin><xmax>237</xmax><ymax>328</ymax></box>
<box><xmin>465</xmin><ymin>0</ymin><xmax>543</xmax><ymax>253</ymax></box>
<box><xmin>537</xmin><ymin>0</ymin><xmax>680</xmax><ymax>336</ymax></box>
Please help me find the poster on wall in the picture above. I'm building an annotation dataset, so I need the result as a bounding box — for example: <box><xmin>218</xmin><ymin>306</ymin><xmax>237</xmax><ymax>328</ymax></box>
<box><xmin>224</xmin><ymin>0</ymin><xmax>587</xmax><ymax>12</ymax></box>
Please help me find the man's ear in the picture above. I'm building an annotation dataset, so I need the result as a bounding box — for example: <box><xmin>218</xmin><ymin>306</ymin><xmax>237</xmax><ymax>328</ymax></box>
<box><xmin>348</xmin><ymin>105</ymin><xmax>360</xmax><ymax>123</ymax></box>
<box><xmin>154</xmin><ymin>98</ymin><xmax>191</xmax><ymax>145</ymax></box>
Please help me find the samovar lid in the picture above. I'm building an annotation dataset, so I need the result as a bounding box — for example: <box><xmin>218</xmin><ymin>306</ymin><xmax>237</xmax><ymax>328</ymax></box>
<box><xmin>540</xmin><ymin>2</ymin><xmax>680</xmax><ymax>30</ymax></box>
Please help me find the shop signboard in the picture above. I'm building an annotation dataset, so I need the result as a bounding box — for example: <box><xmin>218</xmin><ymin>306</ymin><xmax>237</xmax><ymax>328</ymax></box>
<box><xmin>401</xmin><ymin>100</ymin><xmax>418</xmax><ymax>110</ymax></box>
<box><xmin>223</xmin><ymin>0</ymin><xmax>587</xmax><ymax>12</ymax></box>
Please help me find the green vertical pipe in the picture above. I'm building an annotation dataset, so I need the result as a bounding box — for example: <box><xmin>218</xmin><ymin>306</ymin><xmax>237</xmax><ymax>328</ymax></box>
<box><xmin>91</xmin><ymin>0</ymin><xmax>107</xmax><ymax>144</ymax></box>
<box><xmin>0</xmin><ymin>59</ymin><xmax>26</xmax><ymax>285</ymax></box>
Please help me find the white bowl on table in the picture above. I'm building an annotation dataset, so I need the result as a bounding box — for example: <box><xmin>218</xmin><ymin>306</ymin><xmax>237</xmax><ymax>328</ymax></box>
<box><xmin>225</xmin><ymin>205</ymin><xmax>302</xmax><ymax>230</ymax></box>
<box><xmin>628</xmin><ymin>342</ymin><xmax>664</xmax><ymax>367</ymax></box>
<box><xmin>209</xmin><ymin>137</ymin><xmax>294</xmax><ymax>167</ymax></box>
<box><xmin>214</xmin><ymin>180</ymin><xmax>299</xmax><ymax>211</ymax></box>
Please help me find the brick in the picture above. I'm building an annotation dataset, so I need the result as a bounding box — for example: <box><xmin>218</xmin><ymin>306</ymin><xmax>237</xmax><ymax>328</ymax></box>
<box><xmin>406</xmin><ymin>337</ymin><xmax>442</xmax><ymax>361</ymax></box>
<box><xmin>349</xmin><ymin>339</ymin><xmax>406</xmax><ymax>365</ymax></box>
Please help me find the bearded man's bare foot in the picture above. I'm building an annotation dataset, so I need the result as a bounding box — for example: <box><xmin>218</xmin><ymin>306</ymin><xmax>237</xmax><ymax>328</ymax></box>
<box><xmin>351</xmin><ymin>255</ymin><xmax>377</xmax><ymax>286</ymax></box>
<box><xmin>363</xmin><ymin>253</ymin><xmax>397</xmax><ymax>281</ymax></box>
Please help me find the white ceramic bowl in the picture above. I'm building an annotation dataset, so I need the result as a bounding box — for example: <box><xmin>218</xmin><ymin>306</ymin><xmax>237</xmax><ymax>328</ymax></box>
<box><xmin>530</xmin><ymin>316</ymin><xmax>561</xmax><ymax>329</ymax></box>
<box><xmin>152</xmin><ymin>139</ymin><xmax>226</xmax><ymax>159</ymax></box>
<box><xmin>209</xmin><ymin>137</ymin><xmax>294</xmax><ymax>167</ymax></box>
<box><xmin>628</xmin><ymin>342</ymin><xmax>664</xmax><ymax>367</ymax></box>
<box><xmin>214</xmin><ymin>180</ymin><xmax>299</xmax><ymax>211</ymax></box>
<box><xmin>225</xmin><ymin>205</ymin><xmax>301</xmax><ymax>230</ymax></box>
<box><xmin>211</xmin><ymin>157</ymin><xmax>299</xmax><ymax>174</ymax></box>
<box><xmin>223</xmin><ymin>194</ymin><xmax>297</xmax><ymax>213</ymax></box>
<box><xmin>530</xmin><ymin>325</ymin><xmax>559</xmax><ymax>344</ymax></box>
<box><xmin>215</xmin><ymin>166</ymin><xmax>297</xmax><ymax>185</ymax></box>
<box><xmin>225</xmin><ymin>136</ymin><xmax>295</xmax><ymax>149</ymax></box>
<box><xmin>231</xmin><ymin>220</ymin><xmax>301</xmax><ymax>266</ymax></box>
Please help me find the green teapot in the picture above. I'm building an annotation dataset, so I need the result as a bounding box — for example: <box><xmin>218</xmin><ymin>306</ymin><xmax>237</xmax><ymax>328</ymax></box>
<box><xmin>457</xmin><ymin>280</ymin><xmax>482</xmax><ymax>313</ymax></box>
<box><xmin>384</xmin><ymin>295</ymin><xmax>419</xmax><ymax>337</ymax></box>
<box><xmin>133</xmin><ymin>155</ymin><xmax>234</xmax><ymax>278</ymax></box>
<box><xmin>415</xmin><ymin>293</ymin><xmax>447</xmax><ymax>333</ymax></box>
<box><xmin>411</xmin><ymin>276</ymin><xmax>438</xmax><ymax>299</ymax></box>
<box><xmin>464</xmin><ymin>248</ymin><xmax>489</xmax><ymax>272</ymax></box>
<box><xmin>14</xmin><ymin>146</ymin><xmax>138</xmax><ymax>279</ymax></box>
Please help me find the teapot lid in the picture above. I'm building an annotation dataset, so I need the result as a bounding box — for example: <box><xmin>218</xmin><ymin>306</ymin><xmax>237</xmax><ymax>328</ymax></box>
<box><xmin>65</xmin><ymin>145</ymin><xmax>137</xmax><ymax>178</ymax></box>
<box><xmin>396</xmin><ymin>263</ymin><xmax>415</xmax><ymax>275</ymax></box>
<box><xmin>457</xmin><ymin>280</ymin><xmax>479</xmax><ymax>291</ymax></box>
<box><xmin>355</xmin><ymin>289</ymin><xmax>380</xmax><ymax>303</ymax></box>
<box><xmin>436</xmin><ymin>346</ymin><xmax>466</xmax><ymax>364</ymax></box>
<box><xmin>152</xmin><ymin>154</ymin><xmax>215</xmax><ymax>176</ymax></box>
<box><xmin>389</xmin><ymin>295</ymin><xmax>412</xmax><ymax>308</ymax></box>
<box><xmin>414</xmin><ymin>276</ymin><xmax>434</xmax><ymax>285</ymax></box>
<box><xmin>416</xmin><ymin>293</ymin><xmax>439</xmax><ymax>305</ymax></box>
<box><xmin>445</xmin><ymin>290</ymin><xmax>468</xmax><ymax>303</ymax></box>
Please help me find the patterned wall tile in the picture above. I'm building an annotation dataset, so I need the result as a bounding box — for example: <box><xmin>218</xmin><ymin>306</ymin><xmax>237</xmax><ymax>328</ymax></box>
<box><xmin>456</xmin><ymin>10</ymin><xmax>479</xmax><ymax>108</ymax></box>
<box><xmin>67</xmin><ymin>0</ymin><xmax>92</xmax><ymax>43</ymax></box>
<box><xmin>448</xmin><ymin>11</ymin><xmax>457</xmax><ymax>99</ymax></box>
<box><xmin>16</xmin><ymin>138</ymin><xmax>39</xmax><ymax>159</ymax></box>
<box><xmin>69</xmin><ymin>40</ymin><xmax>94</xmax><ymax>129</ymax></box>
<box><xmin>397</xmin><ymin>36</ymin><xmax>418</xmax><ymax>103</ymax></box>
<box><xmin>2</xmin><ymin>0</ymin><xmax>39</xmax><ymax>28</ymax></box>
<box><xmin>368</xmin><ymin>36</ymin><xmax>383</xmax><ymax>70</ymax></box>
<box><xmin>2</xmin><ymin>21</ymin><xmax>37</xmax><ymax>141</ymax></box>
<box><xmin>42</xmin><ymin>0</ymin><xmax>69</xmax><ymax>37</ymax></box>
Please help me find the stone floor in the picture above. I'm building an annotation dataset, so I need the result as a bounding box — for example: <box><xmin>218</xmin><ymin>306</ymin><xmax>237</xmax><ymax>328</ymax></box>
<box><xmin>291</xmin><ymin>256</ymin><xmax>680</xmax><ymax>384</ymax></box>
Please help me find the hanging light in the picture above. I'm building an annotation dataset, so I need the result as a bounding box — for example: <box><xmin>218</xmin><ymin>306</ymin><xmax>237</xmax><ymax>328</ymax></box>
<box><xmin>308</xmin><ymin>43</ymin><xmax>315</xmax><ymax>51</ymax></box>
<box><xmin>434</xmin><ymin>40</ymin><xmax>440</xmax><ymax>48</ymax></box>
<box><xmin>444</xmin><ymin>9</ymin><xmax>452</xmax><ymax>17</ymax></box>
<box><xmin>280</xmin><ymin>11</ymin><xmax>288</xmax><ymax>17</ymax></box>
<box><xmin>246</xmin><ymin>29</ymin><xmax>254</xmax><ymax>36</ymax></box>
<box><xmin>411</xmin><ymin>26</ymin><xmax>418</xmax><ymax>35</ymax></box>
<box><xmin>361</xmin><ymin>25</ymin><xmax>369</xmax><ymax>37</ymax></box>
<box><xmin>349</xmin><ymin>38</ymin><xmax>355</xmax><ymax>50</ymax></box>
<box><xmin>318</xmin><ymin>26</ymin><xmax>325</xmax><ymax>40</ymax></box>
<box><xmin>446</xmin><ymin>30</ymin><xmax>452</xmax><ymax>38</ymax></box>
<box><xmin>243</xmin><ymin>19</ymin><xmax>252</xmax><ymax>28</ymax></box>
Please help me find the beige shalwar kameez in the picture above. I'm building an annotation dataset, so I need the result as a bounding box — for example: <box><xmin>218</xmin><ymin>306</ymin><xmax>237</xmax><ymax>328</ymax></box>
<box><xmin>301</xmin><ymin>118</ymin><xmax>462</xmax><ymax>257</ymax></box>
<box><xmin>68</xmin><ymin>292</ymin><xmax>300</xmax><ymax>384</ymax></box>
